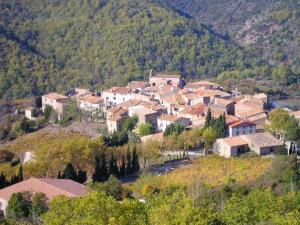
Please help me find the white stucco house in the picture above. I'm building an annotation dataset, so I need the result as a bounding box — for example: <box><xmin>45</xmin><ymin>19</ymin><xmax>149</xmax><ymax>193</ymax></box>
<box><xmin>157</xmin><ymin>114</ymin><xmax>190</xmax><ymax>132</ymax></box>
<box><xmin>227</xmin><ymin>119</ymin><xmax>256</xmax><ymax>137</ymax></box>
<box><xmin>102</xmin><ymin>87</ymin><xmax>133</xmax><ymax>108</ymax></box>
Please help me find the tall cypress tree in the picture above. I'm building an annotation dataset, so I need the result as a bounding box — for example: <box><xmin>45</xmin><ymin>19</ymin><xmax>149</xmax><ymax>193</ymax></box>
<box><xmin>100</xmin><ymin>154</ymin><xmax>109</xmax><ymax>181</ymax></box>
<box><xmin>120</xmin><ymin>155</ymin><xmax>126</xmax><ymax>178</ymax></box>
<box><xmin>126</xmin><ymin>150</ymin><xmax>133</xmax><ymax>176</ymax></box>
<box><xmin>17</xmin><ymin>166</ymin><xmax>23</xmax><ymax>182</ymax></box>
<box><xmin>92</xmin><ymin>156</ymin><xmax>101</xmax><ymax>182</ymax></box>
<box><xmin>132</xmin><ymin>147</ymin><xmax>140</xmax><ymax>174</ymax></box>
<box><xmin>62</xmin><ymin>163</ymin><xmax>77</xmax><ymax>181</ymax></box>
<box><xmin>0</xmin><ymin>172</ymin><xmax>7</xmax><ymax>188</ymax></box>
<box><xmin>109</xmin><ymin>154</ymin><xmax>119</xmax><ymax>177</ymax></box>
<box><xmin>76</xmin><ymin>169</ymin><xmax>87</xmax><ymax>184</ymax></box>
<box><xmin>205</xmin><ymin>108</ymin><xmax>212</xmax><ymax>128</ymax></box>
<box><xmin>57</xmin><ymin>171</ymin><xmax>62</xmax><ymax>179</ymax></box>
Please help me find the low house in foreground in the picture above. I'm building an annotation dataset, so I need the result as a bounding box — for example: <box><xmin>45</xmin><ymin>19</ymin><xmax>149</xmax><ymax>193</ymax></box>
<box><xmin>242</xmin><ymin>132</ymin><xmax>284</xmax><ymax>155</ymax></box>
<box><xmin>214</xmin><ymin>132</ymin><xmax>284</xmax><ymax>157</ymax></box>
<box><xmin>214</xmin><ymin>136</ymin><xmax>249</xmax><ymax>158</ymax></box>
<box><xmin>0</xmin><ymin>178</ymin><xmax>86</xmax><ymax>215</ymax></box>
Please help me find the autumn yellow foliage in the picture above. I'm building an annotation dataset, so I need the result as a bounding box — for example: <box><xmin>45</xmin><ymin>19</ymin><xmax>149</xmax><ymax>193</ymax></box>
<box><xmin>163</xmin><ymin>156</ymin><xmax>272</xmax><ymax>187</ymax></box>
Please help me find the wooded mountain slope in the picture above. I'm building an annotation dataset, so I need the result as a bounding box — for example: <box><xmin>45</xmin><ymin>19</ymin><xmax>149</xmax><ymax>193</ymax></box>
<box><xmin>159</xmin><ymin>0</ymin><xmax>300</xmax><ymax>68</ymax></box>
<box><xmin>0</xmin><ymin>0</ymin><xmax>263</xmax><ymax>99</ymax></box>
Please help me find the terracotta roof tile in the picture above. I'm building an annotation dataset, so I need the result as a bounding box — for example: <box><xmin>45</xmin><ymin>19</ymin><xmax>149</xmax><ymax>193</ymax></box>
<box><xmin>43</xmin><ymin>93</ymin><xmax>69</xmax><ymax>100</ymax></box>
<box><xmin>79</xmin><ymin>95</ymin><xmax>103</xmax><ymax>104</ymax></box>
<box><xmin>222</xmin><ymin>136</ymin><xmax>248</xmax><ymax>147</ymax></box>
<box><xmin>0</xmin><ymin>178</ymin><xmax>85</xmax><ymax>201</ymax></box>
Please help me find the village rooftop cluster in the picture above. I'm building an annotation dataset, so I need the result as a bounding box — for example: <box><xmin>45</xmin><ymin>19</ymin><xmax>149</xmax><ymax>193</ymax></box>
<box><xmin>36</xmin><ymin>70</ymin><xmax>300</xmax><ymax>158</ymax></box>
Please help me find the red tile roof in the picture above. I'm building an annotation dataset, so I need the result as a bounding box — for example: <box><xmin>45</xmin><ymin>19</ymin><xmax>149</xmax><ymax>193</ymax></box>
<box><xmin>227</xmin><ymin>120</ymin><xmax>256</xmax><ymax>128</ymax></box>
<box><xmin>43</xmin><ymin>93</ymin><xmax>69</xmax><ymax>100</ymax></box>
<box><xmin>79</xmin><ymin>95</ymin><xmax>103</xmax><ymax>104</ymax></box>
<box><xmin>0</xmin><ymin>178</ymin><xmax>86</xmax><ymax>201</ymax></box>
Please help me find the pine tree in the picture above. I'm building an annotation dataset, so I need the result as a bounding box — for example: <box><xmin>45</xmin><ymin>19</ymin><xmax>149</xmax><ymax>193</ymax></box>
<box><xmin>126</xmin><ymin>150</ymin><xmax>133</xmax><ymax>176</ymax></box>
<box><xmin>62</xmin><ymin>163</ymin><xmax>77</xmax><ymax>181</ymax></box>
<box><xmin>132</xmin><ymin>147</ymin><xmax>140</xmax><ymax>174</ymax></box>
<box><xmin>76</xmin><ymin>169</ymin><xmax>87</xmax><ymax>184</ymax></box>
<box><xmin>120</xmin><ymin>155</ymin><xmax>126</xmax><ymax>178</ymax></box>
<box><xmin>109</xmin><ymin>154</ymin><xmax>119</xmax><ymax>177</ymax></box>
<box><xmin>205</xmin><ymin>108</ymin><xmax>212</xmax><ymax>128</ymax></box>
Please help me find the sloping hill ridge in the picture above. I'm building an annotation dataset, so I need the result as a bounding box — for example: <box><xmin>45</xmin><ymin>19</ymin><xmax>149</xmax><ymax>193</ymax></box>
<box><xmin>0</xmin><ymin>0</ymin><xmax>263</xmax><ymax>99</ymax></box>
<box><xmin>159</xmin><ymin>0</ymin><xmax>300</xmax><ymax>68</ymax></box>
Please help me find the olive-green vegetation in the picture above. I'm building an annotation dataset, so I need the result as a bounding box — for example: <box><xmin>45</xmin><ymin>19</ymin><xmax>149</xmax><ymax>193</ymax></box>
<box><xmin>0</xmin><ymin>0</ymin><xmax>264</xmax><ymax>99</ymax></box>
<box><xmin>138</xmin><ymin>123</ymin><xmax>153</xmax><ymax>136</ymax></box>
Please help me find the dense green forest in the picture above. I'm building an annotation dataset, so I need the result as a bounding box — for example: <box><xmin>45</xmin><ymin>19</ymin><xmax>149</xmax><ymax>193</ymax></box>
<box><xmin>158</xmin><ymin>0</ymin><xmax>300</xmax><ymax>68</ymax></box>
<box><xmin>0</xmin><ymin>0</ymin><xmax>265</xmax><ymax>99</ymax></box>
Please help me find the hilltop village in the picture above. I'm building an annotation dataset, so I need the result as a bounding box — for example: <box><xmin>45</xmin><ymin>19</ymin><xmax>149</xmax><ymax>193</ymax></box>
<box><xmin>38</xmin><ymin>70</ymin><xmax>299</xmax><ymax>158</ymax></box>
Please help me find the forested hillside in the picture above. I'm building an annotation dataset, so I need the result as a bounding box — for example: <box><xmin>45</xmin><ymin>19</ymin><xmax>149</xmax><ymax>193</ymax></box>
<box><xmin>159</xmin><ymin>0</ymin><xmax>300</xmax><ymax>68</ymax></box>
<box><xmin>0</xmin><ymin>0</ymin><xmax>263</xmax><ymax>99</ymax></box>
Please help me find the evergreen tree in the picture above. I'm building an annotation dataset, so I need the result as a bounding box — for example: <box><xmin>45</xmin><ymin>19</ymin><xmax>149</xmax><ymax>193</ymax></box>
<box><xmin>132</xmin><ymin>147</ymin><xmax>140</xmax><ymax>174</ymax></box>
<box><xmin>100</xmin><ymin>154</ymin><xmax>109</xmax><ymax>181</ymax></box>
<box><xmin>0</xmin><ymin>172</ymin><xmax>7</xmax><ymax>188</ymax></box>
<box><xmin>57</xmin><ymin>171</ymin><xmax>62</xmax><ymax>179</ymax></box>
<box><xmin>126</xmin><ymin>150</ymin><xmax>133</xmax><ymax>176</ymax></box>
<box><xmin>205</xmin><ymin>108</ymin><xmax>212</xmax><ymax>128</ymax></box>
<box><xmin>120</xmin><ymin>155</ymin><xmax>126</xmax><ymax>178</ymax></box>
<box><xmin>76</xmin><ymin>169</ymin><xmax>87</xmax><ymax>184</ymax></box>
<box><xmin>92</xmin><ymin>156</ymin><xmax>101</xmax><ymax>182</ymax></box>
<box><xmin>109</xmin><ymin>154</ymin><xmax>119</xmax><ymax>177</ymax></box>
<box><xmin>17</xmin><ymin>166</ymin><xmax>23</xmax><ymax>182</ymax></box>
<box><xmin>10</xmin><ymin>174</ymin><xmax>19</xmax><ymax>185</ymax></box>
<box><xmin>93</xmin><ymin>154</ymin><xmax>108</xmax><ymax>182</ymax></box>
<box><xmin>62</xmin><ymin>163</ymin><xmax>77</xmax><ymax>181</ymax></box>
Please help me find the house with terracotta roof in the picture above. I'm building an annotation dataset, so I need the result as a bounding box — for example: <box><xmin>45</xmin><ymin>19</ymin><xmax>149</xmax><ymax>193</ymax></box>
<box><xmin>226</xmin><ymin>119</ymin><xmax>256</xmax><ymax>137</ymax></box>
<box><xmin>102</xmin><ymin>87</ymin><xmax>133</xmax><ymax>108</ymax></box>
<box><xmin>42</xmin><ymin>93</ymin><xmax>70</xmax><ymax>120</ymax></box>
<box><xmin>127</xmin><ymin>81</ymin><xmax>149</xmax><ymax>91</ymax></box>
<box><xmin>77</xmin><ymin>95</ymin><xmax>105</xmax><ymax>120</ymax></box>
<box><xmin>129</xmin><ymin>107</ymin><xmax>159</xmax><ymax>129</ymax></box>
<box><xmin>149</xmin><ymin>69</ymin><xmax>184</xmax><ymax>88</ymax></box>
<box><xmin>214</xmin><ymin>132</ymin><xmax>284</xmax><ymax>157</ymax></box>
<box><xmin>207</xmin><ymin>97</ymin><xmax>235</xmax><ymax>117</ymax></box>
<box><xmin>0</xmin><ymin>178</ymin><xmax>86</xmax><ymax>215</ymax></box>
<box><xmin>214</xmin><ymin>136</ymin><xmax>249</xmax><ymax>158</ymax></box>
<box><xmin>107</xmin><ymin>115</ymin><xmax>128</xmax><ymax>133</ymax></box>
<box><xmin>242</xmin><ymin>132</ymin><xmax>284</xmax><ymax>155</ymax></box>
<box><xmin>178</xmin><ymin>104</ymin><xmax>206</xmax><ymax>126</ymax></box>
<box><xmin>185</xmin><ymin>81</ymin><xmax>220</xmax><ymax>90</ymax></box>
<box><xmin>157</xmin><ymin>114</ymin><xmax>190</xmax><ymax>132</ymax></box>
<box><xmin>106</xmin><ymin>106</ymin><xmax>128</xmax><ymax>119</ymax></box>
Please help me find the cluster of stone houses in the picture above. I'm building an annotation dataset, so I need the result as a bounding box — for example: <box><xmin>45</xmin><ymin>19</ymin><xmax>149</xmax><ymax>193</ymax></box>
<box><xmin>41</xmin><ymin>70</ymin><xmax>296</xmax><ymax>157</ymax></box>
<box><xmin>41</xmin><ymin>88</ymin><xmax>104</xmax><ymax>121</ymax></box>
